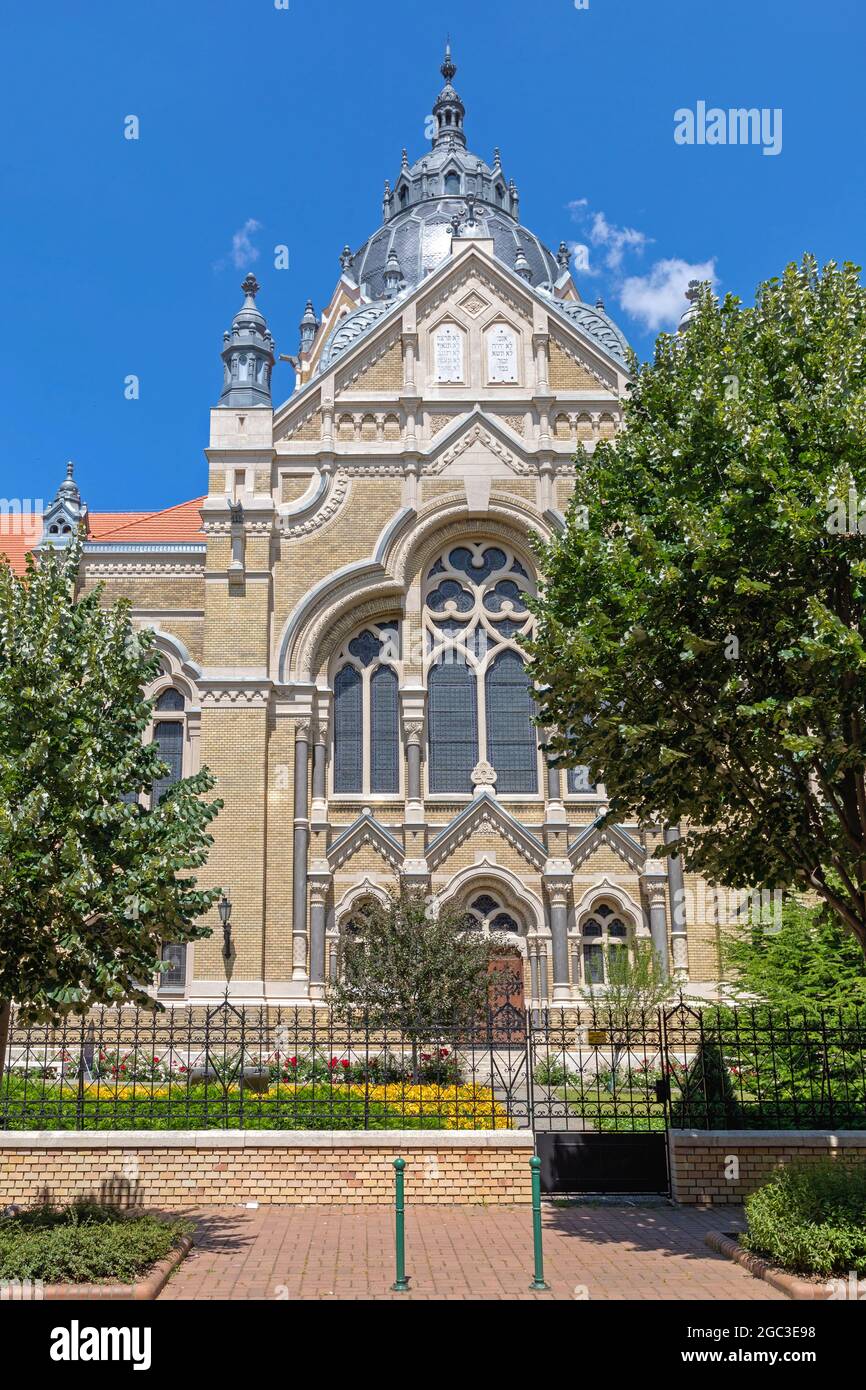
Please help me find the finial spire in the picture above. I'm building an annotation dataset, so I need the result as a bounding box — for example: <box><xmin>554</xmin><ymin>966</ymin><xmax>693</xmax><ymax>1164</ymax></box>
<box><xmin>441</xmin><ymin>39</ymin><xmax>456</xmax><ymax>83</ymax></box>
<box><xmin>241</xmin><ymin>272</ymin><xmax>260</xmax><ymax>302</ymax></box>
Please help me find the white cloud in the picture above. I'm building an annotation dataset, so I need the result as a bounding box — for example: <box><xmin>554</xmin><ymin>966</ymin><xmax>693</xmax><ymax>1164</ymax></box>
<box><xmin>214</xmin><ymin>218</ymin><xmax>262</xmax><ymax>272</ymax></box>
<box><xmin>230</xmin><ymin>218</ymin><xmax>262</xmax><ymax>269</ymax></box>
<box><xmin>588</xmin><ymin>211</ymin><xmax>650</xmax><ymax>270</ymax></box>
<box><xmin>618</xmin><ymin>258</ymin><xmax>717</xmax><ymax>332</ymax></box>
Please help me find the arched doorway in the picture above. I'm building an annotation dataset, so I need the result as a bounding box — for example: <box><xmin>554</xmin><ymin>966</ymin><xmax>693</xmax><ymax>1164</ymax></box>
<box><xmin>463</xmin><ymin>892</ymin><xmax>527</xmax><ymax>1041</ymax></box>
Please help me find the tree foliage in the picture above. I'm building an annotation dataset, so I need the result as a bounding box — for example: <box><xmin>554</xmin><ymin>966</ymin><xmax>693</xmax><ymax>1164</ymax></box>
<box><xmin>0</xmin><ymin>543</ymin><xmax>222</xmax><ymax>1033</ymax></box>
<box><xmin>328</xmin><ymin>887</ymin><xmax>493</xmax><ymax>1031</ymax></box>
<box><xmin>531</xmin><ymin>257</ymin><xmax>866</xmax><ymax>958</ymax></box>
<box><xmin>723</xmin><ymin>897</ymin><xmax>866</xmax><ymax>1010</ymax></box>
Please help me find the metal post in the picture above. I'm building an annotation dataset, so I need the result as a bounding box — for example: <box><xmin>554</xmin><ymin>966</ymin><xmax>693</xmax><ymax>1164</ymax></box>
<box><xmin>391</xmin><ymin>1157</ymin><xmax>410</xmax><ymax>1292</ymax></box>
<box><xmin>529</xmin><ymin>1156</ymin><xmax>550</xmax><ymax>1291</ymax></box>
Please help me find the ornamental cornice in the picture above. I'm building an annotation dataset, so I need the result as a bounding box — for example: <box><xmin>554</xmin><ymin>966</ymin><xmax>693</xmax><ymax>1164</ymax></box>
<box><xmin>82</xmin><ymin>559</ymin><xmax>206</xmax><ymax>578</ymax></box>
<box><xmin>199</xmin><ymin>682</ymin><xmax>273</xmax><ymax>709</ymax></box>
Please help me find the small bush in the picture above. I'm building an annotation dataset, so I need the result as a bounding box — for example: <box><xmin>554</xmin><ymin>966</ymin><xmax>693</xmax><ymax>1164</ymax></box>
<box><xmin>743</xmin><ymin>1161</ymin><xmax>866</xmax><ymax>1276</ymax></box>
<box><xmin>0</xmin><ymin>1204</ymin><xmax>192</xmax><ymax>1284</ymax></box>
<box><xmin>533</xmin><ymin>1058</ymin><xmax>572</xmax><ymax>1088</ymax></box>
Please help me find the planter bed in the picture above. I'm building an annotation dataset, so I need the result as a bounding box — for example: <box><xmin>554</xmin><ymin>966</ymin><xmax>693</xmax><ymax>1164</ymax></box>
<box><xmin>705</xmin><ymin>1231</ymin><xmax>835</xmax><ymax>1300</ymax></box>
<box><xmin>0</xmin><ymin>1204</ymin><xmax>193</xmax><ymax>1300</ymax></box>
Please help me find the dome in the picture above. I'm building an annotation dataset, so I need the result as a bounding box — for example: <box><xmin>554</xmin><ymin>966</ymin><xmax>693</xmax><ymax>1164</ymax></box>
<box><xmin>347</xmin><ymin>198</ymin><xmax>560</xmax><ymax>303</ymax></box>
<box><xmin>313</xmin><ymin>45</ymin><xmax>631</xmax><ymax>375</ymax></box>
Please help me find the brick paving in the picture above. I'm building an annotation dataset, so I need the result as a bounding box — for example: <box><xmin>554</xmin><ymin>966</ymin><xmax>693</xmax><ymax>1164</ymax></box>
<box><xmin>158</xmin><ymin>1202</ymin><xmax>786</xmax><ymax>1300</ymax></box>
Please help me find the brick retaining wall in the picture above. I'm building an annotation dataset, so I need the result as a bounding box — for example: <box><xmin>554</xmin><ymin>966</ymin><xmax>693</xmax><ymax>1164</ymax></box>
<box><xmin>669</xmin><ymin>1130</ymin><xmax>866</xmax><ymax>1204</ymax></box>
<box><xmin>0</xmin><ymin>1131</ymin><xmax>534</xmax><ymax>1208</ymax></box>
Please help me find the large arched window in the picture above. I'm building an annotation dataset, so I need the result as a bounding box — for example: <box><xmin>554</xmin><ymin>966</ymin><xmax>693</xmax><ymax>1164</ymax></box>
<box><xmin>424</xmin><ymin>542</ymin><xmax>538</xmax><ymax>794</ymax></box>
<box><xmin>331</xmin><ymin>623</ymin><xmax>400</xmax><ymax>795</ymax></box>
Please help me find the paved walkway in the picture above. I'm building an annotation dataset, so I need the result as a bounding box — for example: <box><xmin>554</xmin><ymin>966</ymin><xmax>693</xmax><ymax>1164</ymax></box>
<box><xmin>159</xmin><ymin>1203</ymin><xmax>785</xmax><ymax>1300</ymax></box>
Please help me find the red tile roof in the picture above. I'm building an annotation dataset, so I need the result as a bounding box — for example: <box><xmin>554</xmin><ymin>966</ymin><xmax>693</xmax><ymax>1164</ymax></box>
<box><xmin>0</xmin><ymin>498</ymin><xmax>205</xmax><ymax>575</ymax></box>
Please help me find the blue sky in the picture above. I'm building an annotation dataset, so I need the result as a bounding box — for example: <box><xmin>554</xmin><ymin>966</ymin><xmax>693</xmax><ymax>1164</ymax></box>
<box><xmin>1</xmin><ymin>0</ymin><xmax>863</xmax><ymax>513</ymax></box>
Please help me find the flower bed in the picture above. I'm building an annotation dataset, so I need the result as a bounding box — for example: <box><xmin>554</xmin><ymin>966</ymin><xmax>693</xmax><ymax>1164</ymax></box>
<box><xmin>0</xmin><ymin>1074</ymin><xmax>508</xmax><ymax>1131</ymax></box>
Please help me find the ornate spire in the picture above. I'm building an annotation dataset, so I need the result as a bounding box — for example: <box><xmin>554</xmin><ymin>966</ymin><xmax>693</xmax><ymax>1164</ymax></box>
<box><xmin>431</xmin><ymin>40</ymin><xmax>466</xmax><ymax>150</ymax></box>
<box><xmin>514</xmin><ymin>243</ymin><xmax>532</xmax><ymax>281</ymax></box>
<box><xmin>441</xmin><ymin>39</ymin><xmax>456</xmax><ymax>83</ymax></box>
<box><xmin>383</xmin><ymin>249</ymin><xmax>403</xmax><ymax>298</ymax></box>
<box><xmin>299</xmin><ymin>299</ymin><xmax>319</xmax><ymax>353</ymax></box>
<box><xmin>678</xmin><ymin>279</ymin><xmax>702</xmax><ymax>334</ymax></box>
<box><xmin>218</xmin><ymin>272</ymin><xmax>275</xmax><ymax>407</ymax></box>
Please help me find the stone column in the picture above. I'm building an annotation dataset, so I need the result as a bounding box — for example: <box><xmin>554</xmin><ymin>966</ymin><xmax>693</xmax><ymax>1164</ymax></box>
<box><xmin>543</xmin><ymin>872</ymin><xmax>572</xmax><ymax>1002</ymax></box>
<box><xmin>310</xmin><ymin>704</ymin><xmax>329</xmax><ymax>826</ymax></box>
<box><xmin>643</xmin><ymin>870</ymin><xmax>670</xmax><ymax>980</ymax></box>
<box><xmin>664</xmin><ymin>825</ymin><xmax>690</xmax><ymax>983</ymax></box>
<box><xmin>292</xmin><ymin>719</ymin><xmax>311</xmax><ymax>982</ymax></box>
<box><xmin>308</xmin><ymin>869</ymin><xmax>330</xmax><ymax>1001</ymax></box>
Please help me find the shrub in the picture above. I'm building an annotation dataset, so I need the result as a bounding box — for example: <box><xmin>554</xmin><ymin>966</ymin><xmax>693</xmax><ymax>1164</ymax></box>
<box><xmin>743</xmin><ymin>1161</ymin><xmax>866</xmax><ymax>1276</ymax></box>
<box><xmin>670</xmin><ymin>1040</ymin><xmax>742</xmax><ymax>1128</ymax></box>
<box><xmin>0</xmin><ymin>1204</ymin><xmax>192</xmax><ymax>1283</ymax></box>
<box><xmin>533</xmin><ymin>1058</ymin><xmax>572</xmax><ymax>1088</ymax></box>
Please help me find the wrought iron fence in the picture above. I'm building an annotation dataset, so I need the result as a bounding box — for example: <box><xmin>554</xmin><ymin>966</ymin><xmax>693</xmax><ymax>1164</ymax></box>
<box><xmin>1</xmin><ymin>997</ymin><xmax>864</xmax><ymax>1133</ymax></box>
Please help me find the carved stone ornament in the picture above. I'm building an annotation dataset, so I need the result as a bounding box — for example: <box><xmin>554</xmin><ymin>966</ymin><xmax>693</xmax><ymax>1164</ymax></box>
<box><xmin>471</xmin><ymin>760</ymin><xmax>497</xmax><ymax>789</ymax></box>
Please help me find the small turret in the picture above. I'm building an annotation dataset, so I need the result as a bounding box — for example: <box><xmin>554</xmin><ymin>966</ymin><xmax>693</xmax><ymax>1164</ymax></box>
<box><xmin>219</xmin><ymin>273</ymin><xmax>275</xmax><ymax>407</ymax></box>
<box><xmin>431</xmin><ymin>42</ymin><xmax>466</xmax><ymax>150</ymax></box>
<box><xmin>39</xmin><ymin>462</ymin><xmax>86</xmax><ymax>547</ymax></box>
<box><xmin>678</xmin><ymin>280</ymin><xmax>702</xmax><ymax>334</ymax></box>
<box><xmin>383</xmin><ymin>249</ymin><xmax>403</xmax><ymax>299</ymax></box>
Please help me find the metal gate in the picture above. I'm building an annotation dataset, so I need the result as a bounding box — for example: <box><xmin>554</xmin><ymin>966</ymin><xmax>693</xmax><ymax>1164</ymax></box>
<box><xmin>527</xmin><ymin>1006</ymin><xmax>672</xmax><ymax>1195</ymax></box>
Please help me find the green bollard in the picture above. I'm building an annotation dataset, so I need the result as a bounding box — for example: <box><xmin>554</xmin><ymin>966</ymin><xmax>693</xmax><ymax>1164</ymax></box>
<box><xmin>529</xmin><ymin>1155</ymin><xmax>550</xmax><ymax>1291</ymax></box>
<box><xmin>391</xmin><ymin>1157</ymin><xmax>410</xmax><ymax>1292</ymax></box>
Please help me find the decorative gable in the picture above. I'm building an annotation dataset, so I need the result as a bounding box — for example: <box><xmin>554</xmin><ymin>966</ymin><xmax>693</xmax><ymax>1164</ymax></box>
<box><xmin>328</xmin><ymin>812</ymin><xmax>404</xmax><ymax>871</ymax></box>
<box><xmin>568</xmin><ymin>822</ymin><xmax>645</xmax><ymax>872</ymax></box>
<box><xmin>427</xmin><ymin>792</ymin><xmax>546</xmax><ymax>871</ymax></box>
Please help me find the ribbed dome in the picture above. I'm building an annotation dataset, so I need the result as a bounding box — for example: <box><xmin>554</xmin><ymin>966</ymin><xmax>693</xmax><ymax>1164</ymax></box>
<box><xmin>347</xmin><ymin>199</ymin><xmax>559</xmax><ymax>302</ymax></box>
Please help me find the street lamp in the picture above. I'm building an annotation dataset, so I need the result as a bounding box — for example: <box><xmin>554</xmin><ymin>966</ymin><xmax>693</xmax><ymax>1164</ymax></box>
<box><xmin>219</xmin><ymin>894</ymin><xmax>233</xmax><ymax>959</ymax></box>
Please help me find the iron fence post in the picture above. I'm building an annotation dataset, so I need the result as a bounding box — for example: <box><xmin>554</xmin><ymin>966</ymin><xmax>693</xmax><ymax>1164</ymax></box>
<box><xmin>529</xmin><ymin>1155</ymin><xmax>549</xmax><ymax>1290</ymax></box>
<box><xmin>391</xmin><ymin>1157</ymin><xmax>410</xmax><ymax>1292</ymax></box>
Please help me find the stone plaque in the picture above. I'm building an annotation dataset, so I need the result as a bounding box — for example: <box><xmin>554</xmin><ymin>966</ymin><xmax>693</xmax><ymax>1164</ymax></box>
<box><xmin>434</xmin><ymin>324</ymin><xmax>464</xmax><ymax>382</ymax></box>
<box><xmin>488</xmin><ymin>325</ymin><xmax>517</xmax><ymax>382</ymax></box>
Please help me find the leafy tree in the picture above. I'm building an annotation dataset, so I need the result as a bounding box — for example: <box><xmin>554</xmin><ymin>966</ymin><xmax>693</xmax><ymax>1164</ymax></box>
<box><xmin>328</xmin><ymin>888</ymin><xmax>493</xmax><ymax>1053</ymax></box>
<box><xmin>0</xmin><ymin>543</ymin><xmax>222</xmax><ymax>1080</ymax></box>
<box><xmin>579</xmin><ymin>940</ymin><xmax>678</xmax><ymax>1086</ymax></box>
<box><xmin>531</xmin><ymin>257</ymin><xmax>866</xmax><ymax>961</ymax></box>
<box><xmin>723</xmin><ymin>897</ymin><xmax>866</xmax><ymax>1010</ymax></box>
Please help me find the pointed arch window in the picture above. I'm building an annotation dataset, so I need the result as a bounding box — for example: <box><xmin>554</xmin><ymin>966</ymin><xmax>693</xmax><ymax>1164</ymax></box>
<box><xmin>331</xmin><ymin>623</ymin><xmax>401</xmax><ymax>796</ymax></box>
<box><xmin>444</xmin><ymin>171</ymin><xmax>460</xmax><ymax>195</ymax></box>
<box><xmin>424</xmin><ymin>541</ymin><xmax>538</xmax><ymax>794</ymax></box>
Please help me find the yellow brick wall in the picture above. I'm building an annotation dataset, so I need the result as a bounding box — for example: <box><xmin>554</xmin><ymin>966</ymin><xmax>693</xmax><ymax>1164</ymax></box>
<box><xmin>0</xmin><ymin>1139</ymin><xmax>533</xmax><ymax>1207</ymax></box>
<box><xmin>670</xmin><ymin>1134</ymin><xmax>866</xmax><ymax>1205</ymax></box>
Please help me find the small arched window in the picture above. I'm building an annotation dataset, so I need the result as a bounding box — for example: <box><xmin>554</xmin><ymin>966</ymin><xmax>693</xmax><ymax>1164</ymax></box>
<box><xmin>152</xmin><ymin>720</ymin><xmax>183</xmax><ymax>805</ymax></box>
<box><xmin>444</xmin><ymin>171</ymin><xmax>460</xmax><ymax>195</ymax></box>
<box><xmin>577</xmin><ymin>902</ymin><xmax>632</xmax><ymax>985</ymax></box>
<box><xmin>331</xmin><ymin>624</ymin><xmax>400</xmax><ymax>796</ymax></box>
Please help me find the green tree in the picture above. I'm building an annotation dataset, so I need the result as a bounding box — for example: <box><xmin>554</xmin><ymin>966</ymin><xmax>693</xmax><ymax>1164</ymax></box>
<box><xmin>0</xmin><ymin>544</ymin><xmax>222</xmax><ymax>1080</ymax></box>
<box><xmin>670</xmin><ymin>1039</ymin><xmax>742</xmax><ymax>1130</ymax></box>
<box><xmin>328</xmin><ymin>888</ymin><xmax>493</xmax><ymax>1051</ymax></box>
<box><xmin>531</xmin><ymin>257</ymin><xmax>866</xmax><ymax>961</ymax></box>
<box><xmin>579</xmin><ymin>940</ymin><xmax>678</xmax><ymax>1086</ymax></box>
<box><xmin>723</xmin><ymin>897</ymin><xmax>866</xmax><ymax>1010</ymax></box>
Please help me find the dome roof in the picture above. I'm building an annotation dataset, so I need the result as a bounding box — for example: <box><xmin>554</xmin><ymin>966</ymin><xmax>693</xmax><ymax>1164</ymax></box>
<box><xmin>346</xmin><ymin>198</ymin><xmax>560</xmax><ymax>304</ymax></box>
<box><xmin>313</xmin><ymin>46</ymin><xmax>631</xmax><ymax>376</ymax></box>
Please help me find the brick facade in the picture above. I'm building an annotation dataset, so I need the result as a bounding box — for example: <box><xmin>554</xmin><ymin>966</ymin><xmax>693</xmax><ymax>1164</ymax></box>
<box><xmin>669</xmin><ymin>1130</ymin><xmax>866</xmax><ymax>1204</ymax></box>
<box><xmin>0</xmin><ymin>1131</ymin><xmax>533</xmax><ymax>1208</ymax></box>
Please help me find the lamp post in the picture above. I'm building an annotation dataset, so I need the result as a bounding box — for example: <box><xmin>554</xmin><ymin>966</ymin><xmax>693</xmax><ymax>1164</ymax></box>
<box><xmin>219</xmin><ymin>894</ymin><xmax>233</xmax><ymax>959</ymax></box>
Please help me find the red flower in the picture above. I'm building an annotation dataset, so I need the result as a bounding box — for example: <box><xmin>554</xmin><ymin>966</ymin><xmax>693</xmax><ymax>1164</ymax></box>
<box><xmin>439</xmin><ymin>1049</ymin><xmax>449</xmax><ymax>1058</ymax></box>
<box><xmin>341</xmin><ymin>1059</ymin><xmax>350</xmax><ymax>1069</ymax></box>
<box><xmin>289</xmin><ymin>1057</ymin><xmax>297</xmax><ymax>1067</ymax></box>
<box><xmin>329</xmin><ymin>1058</ymin><xmax>337</xmax><ymax>1069</ymax></box>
